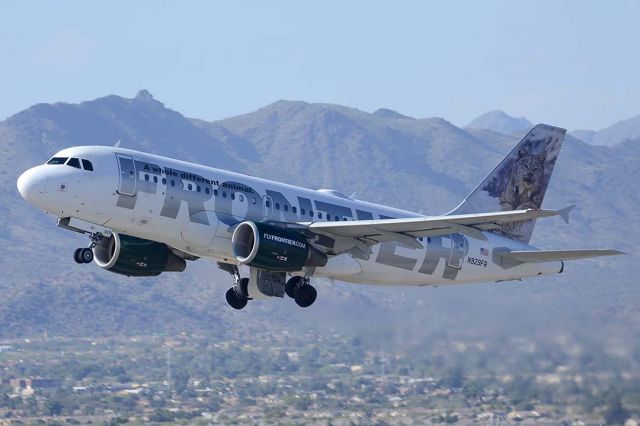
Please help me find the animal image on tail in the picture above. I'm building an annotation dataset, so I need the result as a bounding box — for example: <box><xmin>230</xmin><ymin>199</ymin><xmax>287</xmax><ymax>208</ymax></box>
<box><xmin>451</xmin><ymin>125</ymin><xmax>564</xmax><ymax>242</ymax></box>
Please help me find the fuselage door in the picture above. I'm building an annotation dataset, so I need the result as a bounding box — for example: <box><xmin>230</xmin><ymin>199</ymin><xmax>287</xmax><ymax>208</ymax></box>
<box><xmin>116</xmin><ymin>154</ymin><xmax>136</xmax><ymax>196</ymax></box>
<box><xmin>263</xmin><ymin>195</ymin><xmax>273</xmax><ymax>220</ymax></box>
<box><xmin>448</xmin><ymin>233</ymin><xmax>467</xmax><ymax>269</ymax></box>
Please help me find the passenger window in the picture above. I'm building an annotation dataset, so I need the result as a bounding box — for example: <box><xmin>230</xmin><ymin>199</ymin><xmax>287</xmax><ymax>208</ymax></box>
<box><xmin>214</xmin><ymin>189</ymin><xmax>219</xmax><ymax>196</ymax></box>
<box><xmin>67</xmin><ymin>158</ymin><xmax>81</xmax><ymax>169</ymax></box>
<box><xmin>153</xmin><ymin>176</ymin><xmax>158</xmax><ymax>183</ymax></box>
<box><xmin>187</xmin><ymin>183</ymin><xmax>192</xmax><ymax>190</ymax></box>
<box><xmin>81</xmin><ymin>159</ymin><xmax>94</xmax><ymax>171</ymax></box>
<box><xmin>292</xmin><ymin>206</ymin><xmax>297</xmax><ymax>214</ymax></box>
<box><xmin>265</xmin><ymin>200</ymin><xmax>271</xmax><ymax>208</ymax></box>
<box><xmin>231</xmin><ymin>193</ymin><xmax>235</xmax><ymax>200</ymax></box>
<box><xmin>171</xmin><ymin>180</ymin><xmax>175</xmax><ymax>187</ymax></box>
<box><xmin>205</xmin><ymin>188</ymin><xmax>210</xmax><ymax>194</ymax></box>
<box><xmin>275</xmin><ymin>203</ymin><xmax>280</xmax><ymax>210</ymax></box>
<box><xmin>162</xmin><ymin>178</ymin><xmax>167</xmax><ymax>185</ymax></box>
<box><xmin>318</xmin><ymin>212</ymin><xmax>323</xmax><ymax>219</ymax></box>
<box><xmin>239</xmin><ymin>194</ymin><xmax>244</xmax><ymax>202</ymax></box>
<box><xmin>47</xmin><ymin>157</ymin><xmax>68</xmax><ymax>165</ymax></box>
<box><xmin>197</xmin><ymin>186</ymin><xmax>201</xmax><ymax>192</ymax></box>
<box><xmin>284</xmin><ymin>205</ymin><xmax>288</xmax><ymax>212</ymax></box>
<box><xmin>222</xmin><ymin>192</ymin><xmax>227</xmax><ymax>198</ymax></box>
<box><xmin>145</xmin><ymin>174</ymin><xmax>149</xmax><ymax>181</ymax></box>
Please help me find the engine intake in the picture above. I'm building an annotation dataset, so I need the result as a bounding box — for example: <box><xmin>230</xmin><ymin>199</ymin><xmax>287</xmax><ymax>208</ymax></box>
<box><xmin>93</xmin><ymin>233</ymin><xmax>186</xmax><ymax>277</ymax></box>
<box><xmin>232</xmin><ymin>221</ymin><xmax>327</xmax><ymax>272</ymax></box>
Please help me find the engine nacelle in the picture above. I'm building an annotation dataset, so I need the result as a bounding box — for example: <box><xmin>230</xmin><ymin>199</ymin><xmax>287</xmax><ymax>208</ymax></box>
<box><xmin>232</xmin><ymin>221</ymin><xmax>327</xmax><ymax>272</ymax></box>
<box><xmin>93</xmin><ymin>233</ymin><xmax>186</xmax><ymax>277</ymax></box>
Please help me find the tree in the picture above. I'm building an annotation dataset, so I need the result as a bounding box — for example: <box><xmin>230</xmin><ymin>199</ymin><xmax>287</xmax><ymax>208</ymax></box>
<box><xmin>603</xmin><ymin>393</ymin><xmax>629</xmax><ymax>425</ymax></box>
<box><xmin>45</xmin><ymin>399</ymin><xmax>63</xmax><ymax>416</ymax></box>
<box><xmin>149</xmin><ymin>409</ymin><xmax>174</xmax><ymax>422</ymax></box>
<box><xmin>443</xmin><ymin>364</ymin><xmax>465</xmax><ymax>389</ymax></box>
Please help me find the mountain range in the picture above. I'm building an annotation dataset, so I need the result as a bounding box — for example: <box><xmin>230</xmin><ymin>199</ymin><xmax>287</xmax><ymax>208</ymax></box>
<box><xmin>465</xmin><ymin>107</ymin><xmax>640</xmax><ymax>147</ymax></box>
<box><xmin>0</xmin><ymin>90</ymin><xmax>638</xmax><ymax>347</ymax></box>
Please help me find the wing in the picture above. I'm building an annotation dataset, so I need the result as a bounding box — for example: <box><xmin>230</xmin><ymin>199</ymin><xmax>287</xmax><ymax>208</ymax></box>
<box><xmin>304</xmin><ymin>207</ymin><xmax>570</xmax><ymax>253</ymax></box>
<box><xmin>497</xmin><ymin>249</ymin><xmax>625</xmax><ymax>263</ymax></box>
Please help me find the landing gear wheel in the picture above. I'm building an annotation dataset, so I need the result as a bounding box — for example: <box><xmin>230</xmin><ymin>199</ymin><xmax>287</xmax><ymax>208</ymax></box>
<box><xmin>285</xmin><ymin>276</ymin><xmax>303</xmax><ymax>299</ymax></box>
<box><xmin>73</xmin><ymin>248</ymin><xmax>83</xmax><ymax>264</ymax></box>
<box><xmin>294</xmin><ymin>284</ymin><xmax>317</xmax><ymax>308</ymax></box>
<box><xmin>79</xmin><ymin>248</ymin><xmax>94</xmax><ymax>264</ymax></box>
<box><xmin>226</xmin><ymin>287</ymin><xmax>248</xmax><ymax>310</ymax></box>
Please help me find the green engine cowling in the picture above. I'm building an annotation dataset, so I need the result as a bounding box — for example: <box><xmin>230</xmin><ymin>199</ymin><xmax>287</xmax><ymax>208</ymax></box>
<box><xmin>93</xmin><ymin>233</ymin><xmax>186</xmax><ymax>277</ymax></box>
<box><xmin>232</xmin><ymin>221</ymin><xmax>327</xmax><ymax>272</ymax></box>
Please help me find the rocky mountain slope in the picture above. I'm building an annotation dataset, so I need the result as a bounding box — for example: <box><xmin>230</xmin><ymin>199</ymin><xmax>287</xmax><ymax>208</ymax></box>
<box><xmin>465</xmin><ymin>110</ymin><xmax>533</xmax><ymax>136</ymax></box>
<box><xmin>589</xmin><ymin>114</ymin><xmax>640</xmax><ymax>146</ymax></box>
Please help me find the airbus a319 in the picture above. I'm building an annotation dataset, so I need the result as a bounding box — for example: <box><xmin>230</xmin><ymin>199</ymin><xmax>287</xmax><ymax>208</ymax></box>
<box><xmin>16</xmin><ymin>124</ymin><xmax>623</xmax><ymax>309</ymax></box>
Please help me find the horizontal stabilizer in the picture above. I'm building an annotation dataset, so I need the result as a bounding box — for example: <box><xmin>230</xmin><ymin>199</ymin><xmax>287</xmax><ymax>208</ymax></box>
<box><xmin>499</xmin><ymin>249</ymin><xmax>625</xmax><ymax>263</ymax></box>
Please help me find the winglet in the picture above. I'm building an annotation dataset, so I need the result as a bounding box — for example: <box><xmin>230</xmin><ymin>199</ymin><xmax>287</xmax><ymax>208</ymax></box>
<box><xmin>557</xmin><ymin>205</ymin><xmax>576</xmax><ymax>224</ymax></box>
<box><xmin>114</xmin><ymin>139</ymin><xmax>122</xmax><ymax>148</ymax></box>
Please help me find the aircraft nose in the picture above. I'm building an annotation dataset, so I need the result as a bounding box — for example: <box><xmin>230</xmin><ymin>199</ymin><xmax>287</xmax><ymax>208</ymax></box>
<box><xmin>17</xmin><ymin>167</ymin><xmax>46</xmax><ymax>204</ymax></box>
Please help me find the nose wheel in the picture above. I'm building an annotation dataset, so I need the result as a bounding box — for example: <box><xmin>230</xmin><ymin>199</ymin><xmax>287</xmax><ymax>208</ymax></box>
<box><xmin>286</xmin><ymin>276</ymin><xmax>317</xmax><ymax>308</ymax></box>
<box><xmin>73</xmin><ymin>232</ymin><xmax>103</xmax><ymax>264</ymax></box>
<box><xmin>73</xmin><ymin>247</ymin><xmax>94</xmax><ymax>264</ymax></box>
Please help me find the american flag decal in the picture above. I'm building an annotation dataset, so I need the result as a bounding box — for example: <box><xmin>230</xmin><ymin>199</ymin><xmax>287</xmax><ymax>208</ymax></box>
<box><xmin>480</xmin><ymin>247</ymin><xmax>489</xmax><ymax>256</ymax></box>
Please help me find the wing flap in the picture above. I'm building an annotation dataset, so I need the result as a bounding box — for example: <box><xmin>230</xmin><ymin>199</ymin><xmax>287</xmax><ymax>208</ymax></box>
<box><xmin>499</xmin><ymin>249</ymin><xmax>625</xmax><ymax>263</ymax></box>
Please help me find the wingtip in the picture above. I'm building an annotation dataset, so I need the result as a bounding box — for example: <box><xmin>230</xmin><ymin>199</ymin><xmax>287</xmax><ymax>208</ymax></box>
<box><xmin>558</xmin><ymin>204</ymin><xmax>576</xmax><ymax>224</ymax></box>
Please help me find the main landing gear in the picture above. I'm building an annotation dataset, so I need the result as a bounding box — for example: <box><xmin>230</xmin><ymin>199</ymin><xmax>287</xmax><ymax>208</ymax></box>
<box><xmin>218</xmin><ymin>264</ymin><xmax>318</xmax><ymax>310</ymax></box>
<box><xmin>218</xmin><ymin>263</ymin><xmax>250</xmax><ymax>310</ymax></box>
<box><xmin>285</xmin><ymin>276</ymin><xmax>317</xmax><ymax>308</ymax></box>
<box><xmin>73</xmin><ymin>232</ymin><xmax>103</xmax><ymax>264</ymax></box>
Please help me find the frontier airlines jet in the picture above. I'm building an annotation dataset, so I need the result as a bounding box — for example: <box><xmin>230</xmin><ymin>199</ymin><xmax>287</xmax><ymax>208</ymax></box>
<box><xmin>17</xmin><ymin>124</ymin><xmax>623</xmax><ymax>309</ymax></box>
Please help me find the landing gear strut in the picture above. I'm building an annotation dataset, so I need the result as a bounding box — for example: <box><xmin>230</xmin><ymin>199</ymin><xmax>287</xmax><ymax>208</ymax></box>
<box><xmin>286</xmin><ymin>276</ymin><xmax>317</xmax><ymax>308</ymax></box>
<box><xmin>218</xmin><ymin>263</ymin><xmax>250</xmax><ymax>310</ymax></box>
<box><xmin>73</xmin><ymin>232</ymin><xmax>103</xmax><ymax>264</ymax></box>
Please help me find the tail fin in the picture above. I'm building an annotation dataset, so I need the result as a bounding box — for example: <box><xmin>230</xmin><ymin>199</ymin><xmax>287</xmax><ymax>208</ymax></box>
<box><xmin>451</xmin><ymin>124</ymin><xmax>567</xmax><ymax>243</ymax></box>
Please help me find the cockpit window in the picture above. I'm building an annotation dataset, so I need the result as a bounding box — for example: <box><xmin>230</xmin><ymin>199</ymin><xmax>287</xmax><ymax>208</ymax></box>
<box><xmin>66</xmin><ymin>158</ymin><xmax>81</xmax><ymax>169</ymax></box>
<box><xmin>47</xmin><ymin>157</ymin><xmax>68</xmax><ymax>165</ymax></box>
<box><xmin>81</xmin><ymin>159</ymin><xmax>94</xmax><ymax>171</ymax></box>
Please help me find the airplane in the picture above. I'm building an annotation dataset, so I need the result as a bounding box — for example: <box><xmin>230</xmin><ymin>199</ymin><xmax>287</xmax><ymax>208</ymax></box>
<box><xmin>16</xmin><ymin>124</ymin><xmax>623</xmax><ymax>310</ymax></box>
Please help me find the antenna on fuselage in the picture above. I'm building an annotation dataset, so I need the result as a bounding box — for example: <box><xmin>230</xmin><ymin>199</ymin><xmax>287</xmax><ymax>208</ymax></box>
<box><xmin>114</xmin><ymin>140</ymin><xmax>122</xmax><ymax>148</ymax></box>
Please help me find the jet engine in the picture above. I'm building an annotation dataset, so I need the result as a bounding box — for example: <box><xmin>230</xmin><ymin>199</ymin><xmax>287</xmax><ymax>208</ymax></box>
<box><xmin>232</xmin><ymin>221</ymin><xmax>327</xmax><ymax>272</ymax></box>
<box><xmin>93</xmin><ymin>232</ymin><xmax>186</xmax><ymax>277</ymax></box>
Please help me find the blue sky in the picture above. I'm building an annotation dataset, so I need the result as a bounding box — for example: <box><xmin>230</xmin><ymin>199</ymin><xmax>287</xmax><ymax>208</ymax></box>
<box><xmin>0</xmin><ymin>0</ymin><xmax>638</xmax><ymax>130</ymax></box>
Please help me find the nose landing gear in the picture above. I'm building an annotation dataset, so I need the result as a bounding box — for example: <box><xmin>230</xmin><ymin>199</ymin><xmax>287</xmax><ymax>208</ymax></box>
<box><xmin>73</xmin><ymin>232</ymin><xmax>103</xmax><ymax>264</ymax></box>
<box><xmin>73</xmin><ymin>247</ymin><xmax>94</xmax><ymax>264</ymax></box>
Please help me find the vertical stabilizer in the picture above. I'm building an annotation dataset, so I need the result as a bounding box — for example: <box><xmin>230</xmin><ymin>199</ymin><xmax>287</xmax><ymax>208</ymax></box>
<box><xmin>451</xmin><ymin>124</ymin><xmax>566</xmax><ymax>243</ymax></box>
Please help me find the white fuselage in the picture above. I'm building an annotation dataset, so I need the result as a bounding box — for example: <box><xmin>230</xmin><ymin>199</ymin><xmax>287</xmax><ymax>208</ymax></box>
<box><xmin>16</xmin><ymin>146</ymin><xmax>562</xmax><ymax>286</ymax></box>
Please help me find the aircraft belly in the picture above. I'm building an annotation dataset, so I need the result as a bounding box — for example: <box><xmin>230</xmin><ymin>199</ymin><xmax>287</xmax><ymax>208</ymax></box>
<box><xmin>339</xmin><ymin>233</ymin><xmax>564</xmax><ymax>286</ymax></box>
